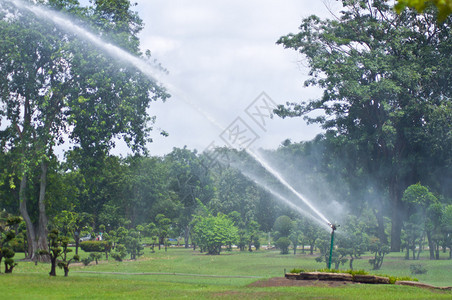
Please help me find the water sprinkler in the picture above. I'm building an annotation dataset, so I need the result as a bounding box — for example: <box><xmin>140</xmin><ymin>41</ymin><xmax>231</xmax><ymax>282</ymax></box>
<box><xmin>327</xmin><ymin>222</ymin><xmax>339</xmax><ymax>270</ymax></box>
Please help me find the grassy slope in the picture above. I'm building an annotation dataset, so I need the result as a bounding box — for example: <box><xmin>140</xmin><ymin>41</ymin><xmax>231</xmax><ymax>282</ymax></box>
<box><xmin>1</xmin><ymin>248</ymin><xmax>450</xmax><ymax>299</ymax></box>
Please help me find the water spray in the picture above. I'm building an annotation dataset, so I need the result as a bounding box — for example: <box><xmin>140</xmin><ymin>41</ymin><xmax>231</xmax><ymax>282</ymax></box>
<box><xmin>246</xmin><ymin>149</ymin><xmax>332</xmax><ymax>226</ymax></box>
<box><xmin>327</xmin><ymin>222</ymin><xmax>339</xmax><ymax>269</ymax></box>
<box><xmin>6</xmin><ymin>0</ymin><xmax>337</xmax><ymax>237</ymax></box>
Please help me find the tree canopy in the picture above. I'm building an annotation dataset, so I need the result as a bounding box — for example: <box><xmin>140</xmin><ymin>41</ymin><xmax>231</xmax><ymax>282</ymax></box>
<box><xmin>275</xmin><ymin>0</ymin><xmax>451</xmax><ymax>251</ymax></box>
<box><xmin>0</xmin><ymin>0</ymin><xmax>168</xmax><ymax>260</ymax></box>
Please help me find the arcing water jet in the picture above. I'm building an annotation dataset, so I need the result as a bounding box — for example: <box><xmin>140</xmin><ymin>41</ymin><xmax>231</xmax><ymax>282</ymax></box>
<box><xmin>7</xmin><ymin>0</ymin><xmax>227</xmax><ymax>132</ymax></box>
<box><xmin>246</xmin><ymin>149</ymin><xmax>332</xmax><ymax>226</ymax></box>
<box><xmin>7</xmin><ymin>0</ymin><xmax>335</xmax><ymax>235</ymax></box>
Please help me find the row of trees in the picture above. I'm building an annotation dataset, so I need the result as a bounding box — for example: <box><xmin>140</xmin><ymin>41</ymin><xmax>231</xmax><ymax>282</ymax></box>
<box><xmin>2</xmin><ymin>144</ymin><xmax>450</xmax><ymax>259</ymax></box>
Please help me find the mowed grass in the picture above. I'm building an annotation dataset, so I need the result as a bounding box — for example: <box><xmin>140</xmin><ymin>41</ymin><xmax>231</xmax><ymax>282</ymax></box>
<box><xmin>2</xmin><ymin>247</ymin><xmax>451</xmax><ymax>299</ymax></box>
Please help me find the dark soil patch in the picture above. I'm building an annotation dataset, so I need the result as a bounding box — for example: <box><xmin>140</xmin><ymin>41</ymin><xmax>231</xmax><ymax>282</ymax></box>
<box><xmin>248</xmin><ymin>277</ymin><xmax>357</xmax><ymax>288</ymax></box>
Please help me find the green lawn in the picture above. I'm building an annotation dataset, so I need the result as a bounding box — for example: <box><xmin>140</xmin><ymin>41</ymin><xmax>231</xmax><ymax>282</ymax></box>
<box><xmin>1</xmin><ymin>248</ymin><xmax>450</xmax><ymax>299</ymax></box>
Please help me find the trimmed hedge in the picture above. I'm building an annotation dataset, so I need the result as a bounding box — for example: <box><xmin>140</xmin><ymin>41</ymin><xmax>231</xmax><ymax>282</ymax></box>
<box><xmin>80</xmin><ymin>241</ymin><xmax>111</xmax><ymax>252</ymax></box>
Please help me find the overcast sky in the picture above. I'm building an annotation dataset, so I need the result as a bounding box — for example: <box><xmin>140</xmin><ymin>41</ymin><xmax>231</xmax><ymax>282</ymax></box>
<box><xmin>118</xmin><ymin>1</ymin><xmax>342</xmax><ymax>156</ymax></box>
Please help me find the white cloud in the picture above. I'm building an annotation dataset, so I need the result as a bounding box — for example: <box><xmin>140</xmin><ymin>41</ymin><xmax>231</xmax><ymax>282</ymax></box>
<box><xmin>143</xmin><ymin>36</ymin><xmax>180</xmax><ymax>54</ymax></box>
<box><xmin>129</xmin><ymin>0</ymin><xmax>340</xmax><ymax>156</ymax></box>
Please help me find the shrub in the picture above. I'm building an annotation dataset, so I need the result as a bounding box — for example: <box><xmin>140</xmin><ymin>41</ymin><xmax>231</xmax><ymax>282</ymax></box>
<box><xmin>275</xmin><ymin>237</ymin><xmax>290</xmax><ymax>255</ymax></box>
<box><xmin>410</xmin><ymin>264</ymin><xmax>427</xmax><ymax>274</ymax></box>
<box><xmin>89</xmin><ymin>252</ymin><xmax>102</xmax><ymax>264</ymax></box>
<box><xmin>81</xmin><ymin>257</ymin><xmax>93</xmax><ymax>266</ymax></box>
<box><xmin>254</xmin><ymin>239</ymin><xmax>261</xmax><ymax>251</ymax></box>
<box><xmin>2</xmin><ymin>248</ymin><xmax>17</xmax><ymax>273</ymax></box>
<box><xmin>111</xmin><ymin>245</ymin><xmax>127</xmax><ymax>262</ymax></box>
<box><xmin>80</xmin><ymin>241</ymin><xmax>110</xmax><ymax>252</ymax></box>
<box><xmin>368</xmin><ymin>238</ymin><xmax>390</xmax><ymax>270</ymax></box>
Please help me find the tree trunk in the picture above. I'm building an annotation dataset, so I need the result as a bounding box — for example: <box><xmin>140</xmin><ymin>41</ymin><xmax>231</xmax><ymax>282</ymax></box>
<box><xmin>18</xmin><ymin>174</ymin><xmax>38</xmax><ymax>261</ymax></box>
<box><xmin>390</xmin><ymin>185</ymin><xmax>403</xmax><ymax>252</ymax></box>
<box><xmin>426</xmin><ymin>231</ymin><xmax>435</xmax><ymax>259</ymax></box>
<box><xmin>75</xmin><ymin>237</ymin><xmax>79</xmax><ymax>255</ymax></box>
<box><xmin>49</xmin><ymin>256</ymin><xmax>57</xmax><ymax>276</ymax></box>
<box><xmin>184</xmin><ymin>225</ymin><xmax>190</xmax><ymax>248</ymax></box>
<box><xmin>5</xmin><ymin>260</ymin><xmax>16</xmax><ymax>273</ymax></box>
<box><xmin>416</xmin><ymin>234</ymin><xmax>423</xmax><ymax>260</ymax></box>
<box><xmin>37</xmin><ymin>161</ymin><xmax>49</xmax><ymax>262</ymax></box>
<box><xmin>374</xmin><ymin>208</ymin><xmax>388</xmax><ymax>244</ymax></box>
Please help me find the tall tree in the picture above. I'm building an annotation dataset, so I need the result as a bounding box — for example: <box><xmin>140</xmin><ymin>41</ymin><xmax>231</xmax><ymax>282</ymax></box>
<box><xmin>166</xmin><ymin>148</ymin><xmax>215</xmax><ymax>248</ymax></box>
<box><xmin>275</xmin><ymin>0</ymin><xmax>451</xmax><ymax>251</ymax></box>
<box><xmin>0</xmin><ymin>0</ymin><xmax>168</xmax><ymax>259</ymax></box>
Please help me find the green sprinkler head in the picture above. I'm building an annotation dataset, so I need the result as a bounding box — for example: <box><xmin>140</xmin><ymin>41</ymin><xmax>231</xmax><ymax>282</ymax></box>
<box><xmin>328</xmin><ymin>222</ymin><xmax>339</xmax><ymax>231</ymax></box>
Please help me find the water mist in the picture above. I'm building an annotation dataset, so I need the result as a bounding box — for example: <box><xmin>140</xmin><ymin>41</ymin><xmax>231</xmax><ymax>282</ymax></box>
<box><xmin>7</xmin><ymin>0</ymin><xmax>335</xmax><ymax>233</ymax></box>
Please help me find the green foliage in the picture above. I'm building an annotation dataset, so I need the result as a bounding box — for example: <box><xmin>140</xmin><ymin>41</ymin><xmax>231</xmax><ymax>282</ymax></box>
<box><xmin>80</xmin><ymin>241</ymin><xmax>111</xmax><ymax>253</ymax></box>
<box><xmin>192</xmin><ymin>213</ymin><xmax>238</xmax><ymax>255</ymax></box>
<box><xmin>0</xmin><ymin>0</ymin><xmax>169</xmax><ymax>260</ymax></box>
<box><xmin>81</xmin><ymin>256</ymin><xmax>93</xmax><ymax>266</ymax></box>
<box><xmin>275</xmin><ymin>0</ymin><xmax>452</xmax><ymax>253</ymax></box>
<box><xmin>402</xmin><ymin>214</ymin><xmax>424</xmax><ymax>260</ymax></box>
<box><xmin>42</xmin><ymin>229</ymin><xmax>79</xmax><ymax>276</ymax></box>
<box><xmin>289</xmin><ymin>268</ymin><xmax>304</xmax><ymax>273</ymax></box>
<box><xmin>2</xmin><ymin>247</ymin><xmax>17</xmax><ymax>273</ymax></box>
<box><xmin>155</xmin><ymin>214</ymin><xmax>171</xmax><ymax>251</ymax></box>
<box><xmin>246</xmin><ymin>220</ymin><xmax>261</xmax><ymax>252</ymax></box>
<box><xmin>8</xmin><ymin>239</ymin><xmax>25</xmax><ymax>253</ymax></box>
<box><xmin>441</xmin><ymin>205</ymin><xmax>452</xmax><ymax>257</ymax></box>
<box><xmin>288</xmin><ymin>267</ymin><xmax>420</xmax><ymax>284</ymax></box>
<box><xmin>402</xmin><ymin>183</ymin><xmax>438</xmax><ymax>211</ymax></box>
<box><xmin>0</xmin><ymin>213</ymin><xmax>21</xmax><ymax>273</ymax></box>
<box><xmin>385</xmin><ymin>275</ymin><xmax>419</xmax><ymax>284</ymax></box>
<box><xmin>166</xmin><ymin>147</ymin><xmax>215</xmax><ymax>248</ymax></box>
<box><xmin>124</xmin><ymin>229</ymin><xmax>143</xmax><ymax>259</ymax></box>
<box><xmin>272</xmin><ymin>215</ymin><xmax>293</xmax><ymax>242</ymax></box>
<box><xmin>314</xmin><ymin>268</ymin><xmax>369</xmax><ymax>276</ymax></box>
<box><xmin>368</xmin><ymin>238</ymin><xmax>390</xmax><ymax>270</ymax></box>
<box><xmin>89</xmin><ymin>252</ymin><xmax>102</xmax><ymax>265</ymax></box>
<box><xmin>410</xmin><ymin>264</ymin><xmax>428</xmax><ymax>274</ymax></box>
<box><xmin>111</xmin><ymin>244</ymin><xmax>127</xmax><ymax>262</ymax></box>
<box><xmin>337</xmin><ymin>215</ymin><xmax>370</xmax><ymax>269</ymax></box>
<box><xmin>275</xmin><ymin>237</ymin><xmax>291</xmax><ymax>255</ymax></box>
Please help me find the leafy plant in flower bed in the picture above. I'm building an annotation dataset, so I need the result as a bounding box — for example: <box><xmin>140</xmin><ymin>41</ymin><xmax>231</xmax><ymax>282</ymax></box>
<box><xmin>287</xmin><ymin>268</ymin><xmax>419</xmax><ymax>284</ymax></box>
